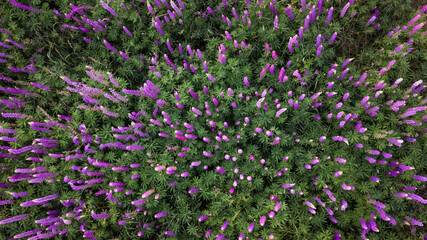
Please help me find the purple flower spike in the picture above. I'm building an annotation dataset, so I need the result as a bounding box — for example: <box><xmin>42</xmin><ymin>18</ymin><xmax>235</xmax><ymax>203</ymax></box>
<box><xmin>155</xmin><ymin>211</ymin><xmax>168</xmax><ymax>219</ymax></box>
<box><xmin>100</xmin><ymin>1</ymin><xmax>118</xmax><ymax>17</ymax></box>
<box><xmin>274</xmin><ymin>202</ymin><xmax>281</xmax><ymax>212</ymax></box>
<box><xmin>192</xmin><ymin>107</ymin><xmax>202</xmax><ymax>115</ymax></box>
<box><xmin>248</xmin><ymin>222</ymin><xmax>255</xmax><ymax>232</ymax></box>
<box><xmin>207</xmin><ymin>73</ymin><xmax>216</xmax><ymax>82</ymax></box>
<box><xmin>285</xmin><ymin>7</ymin><xmax>294</xmax><ymax>21</ymax></box>
<box><xmin>188</xmin><ymin>187</ymin><xmax>200</xmax><ymax>194</ymax></box>
<box><xmin>326</xmin><ymin>7</ymin><xmax>334</xmax><ymax>26</ymax></box>
<box><xmin>205</xmin><ymin>229</ymin><xmax>212</xmax><ymax>238</ymax></box>
<box><xmin>154</xmin><ymin>22</ymin><xmax>164</xmax><ymax>36</ymax></box>
<box><xmin>260</xmin><ymin>216</ymin><xmax>266</xmax><ymax>226</ymax></box>
<box><xmin>103</xmin><ymin>40</ymin><xmax>118</xmax><ymax>53</ymax></box>
<box><xmin>412</xmin><ymin>175</ymin><xmax>427</xmax><ymax>182</ymax></box>
<box><xmin>216</xmin><ymin>167</ymin><xmax>225</xmax><ymax>174</ymax></box>
<box><xmin>0</xmin><ymin>214</ymin><xmax>28</xmax><ymax>224</ymax></box>
<box><xmin>388</xmin><ymin>138</ymin><xmax>403</xmax><ymax>147</ymax></box>
<box><xmin>199</xmin><ymin>215</ymin><xmax>208</xmax><ymax>222</ymax></box>
<box><xmin>318</xmin><ymin>0</ymin><xmax>323</xmax><ymax>14</ymax></box>
<box><xmin>341</xmin><ymin>200</ymin><xmax>348</xmax><ymax>210</ymax></box>
<box><xmin>360</xmin><ymin>218</ymin><xmax>368</xmax><ymax>230</ymax></box>
<box><xmin>367</xmin><ymin>219</ymin><xmax>379</xmax><ymax>232</ymax></box>
<box><xmin>409</xmin><ymin>22</ymin><xmax>425</xmax><ymax>36</ymax></box>
<box><xmin>272</xmin><ymin>50</ymin><xmax>277</xmax><ymax>59</ymax></box>
<box><xmin>370</xmin><ymin>177</ymin><xmax>379</xmax><ymax>182</ymax></box>
<box><xmin>10</xmin><ymin>0</ymin><xmax>41</xmax><ymax>13</ymax></box>
<box><xmin>340</xmin><ymin>3</ymin><xmax>350</xmax><ymax>18</ymax></box>
<box><xmin>305</xmin><ymin>200</ymin><xmax>316</xmax><ymax>209</ymax></box>
<box><xmin>329</xmin><ymin>32</ymin><xmax>338</xmax><ymax>42</ymax></box>
<box><xmin>316</xmin><ymin>45</ymin><xmax>323</xmax><ymax>57</ymax></box>
<box><xmin>239</xmin><ymin>233</ymin><xmax>246</xmax><ymax>240</ymax></box>
<box><xmin>221</xmin><ymin>221</ymin><xmax>229</xmax><ymax>230</ymax></box>
<box><xmin>164</xmin><ymin>231</ymin><xmax>175</xmax><ymax>236</ymax></box>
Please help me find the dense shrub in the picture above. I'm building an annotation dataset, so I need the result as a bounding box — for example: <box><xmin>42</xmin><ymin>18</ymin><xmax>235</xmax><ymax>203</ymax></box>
<box><xmin>0</xmin><ymin>0</ymin><xmax>426</xmax><ymax>239</ymax></box>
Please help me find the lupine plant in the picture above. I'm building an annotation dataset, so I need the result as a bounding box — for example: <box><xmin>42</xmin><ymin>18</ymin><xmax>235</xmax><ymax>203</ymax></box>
<box><xmin>0</xmin><ymin>0</ymin><xmax>426</xmax><ymax>239</ymax></box>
